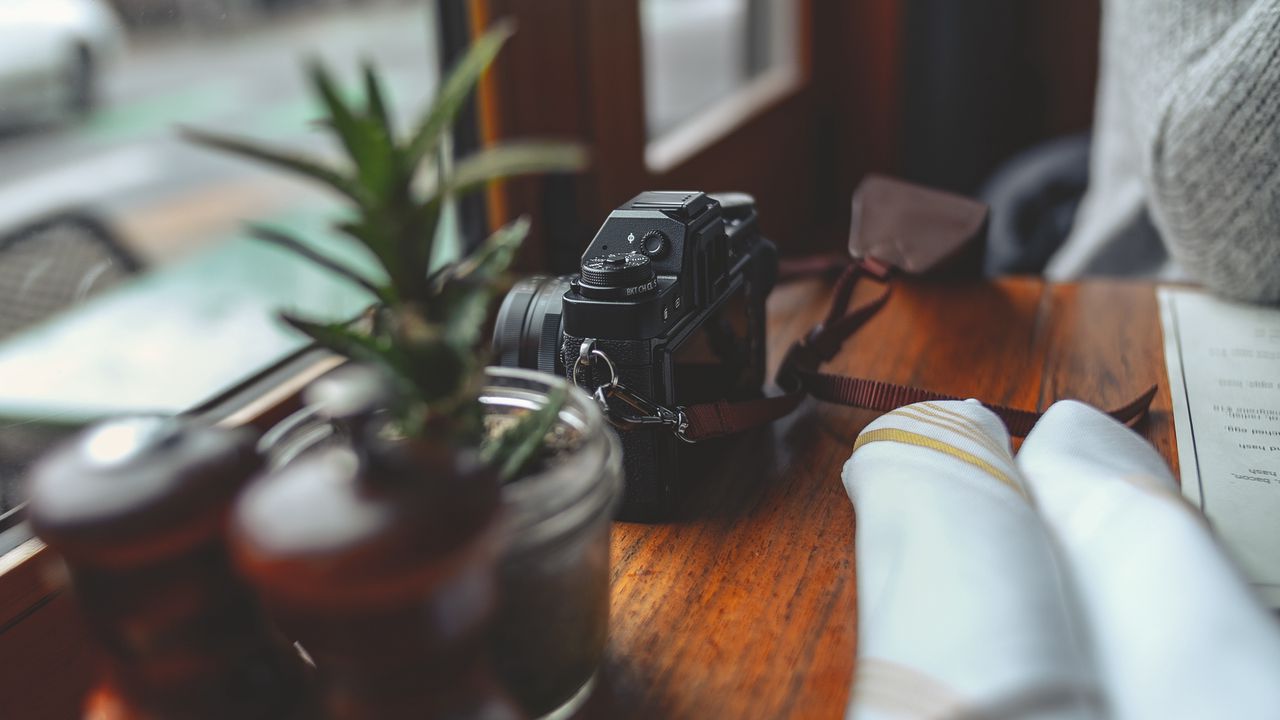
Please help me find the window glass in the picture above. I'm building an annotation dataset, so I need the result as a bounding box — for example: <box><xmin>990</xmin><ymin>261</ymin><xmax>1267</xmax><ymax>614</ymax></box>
<box><xmin>640</xmin><ymin>0</ymin><xmax>800</xmax><ymax>168</ymax></box>
<box><xmin>0</xmin><ymin>0</ymin><xmax>443</xmax><ymax>526</ymax></box>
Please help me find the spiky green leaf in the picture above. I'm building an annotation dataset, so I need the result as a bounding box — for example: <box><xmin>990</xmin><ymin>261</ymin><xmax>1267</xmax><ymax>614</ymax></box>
<box><xmin>481</xmin><ymin>384</ymin><xmax>566</xmax><ymax>482</ymax></box>
<box><xmin>180</xmin><ymin>127</ymin><xmax>360</xmax><ymax>202</ymax></box>
<box><xmin>334</xmin><ymin>216</ymin><xmax>412</xmax><ymax>294</ymax></box>
<box><xmin>405</xmin><ymin>20</ymin><xmax>514</xmax><ymax>166</ymax></box>
<box><xmin>378</xmin><ymin>309</ymin><xmax>473</xmax><ymax>406</ymax></box>
<box><xmin>281</xmin><ymin>314</ymin><xmax>385</xmax><ymax>361</ymax></box>
<box><xmin>426</xmin><ymin>217</ymin><xmax>529</xmax><ymax>348</ymax></box>
<box><xmin>334</xmin><ymin>218</ymin><xmax>393</xmax><ymax>265</ymax></box>
<box><xmin>451</xmin><ymin>142</ymin><xmax>587</xmax><ymax>196</ymax></box>
<box><xmin>308</xmin><ymin>63</ymin><xmax>360</xmax><ymax>146</ymax></box>
<box><xmin>362</xmin><ymin>61</ymin><xmax>394</xmax><ymax>139</ymax></box>
<box><xmin>249</xmin><ymin>224</ymin><xmax>391</xmax><ymax>303</ymax></box>
<box><xmin>309</xmin><ymin>63</ymin><xmax>396</xmax><ymax>200</ymax></box>
<box><xmin>453</xmin><ymin>216</ymin><xmax>530</xmax><ymax>283</ymax></box>
<box><xmin>430</xmin><ymin>281</ymin><xmax>490</xmax><ymax>348</ymax></box>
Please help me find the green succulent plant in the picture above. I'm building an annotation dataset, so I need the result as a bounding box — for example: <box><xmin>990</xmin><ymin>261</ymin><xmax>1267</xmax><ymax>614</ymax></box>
<box><xmin>184</xmin><ymin>21</ymin><xmax>583</xmax><ymax>480</ymax></box>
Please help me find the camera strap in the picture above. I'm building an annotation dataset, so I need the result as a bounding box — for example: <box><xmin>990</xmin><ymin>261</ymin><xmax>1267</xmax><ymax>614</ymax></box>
<box><xmin>675</xmin><ymin>257</ymin><xmax>1157</xmax><ymax>442</ymax></box>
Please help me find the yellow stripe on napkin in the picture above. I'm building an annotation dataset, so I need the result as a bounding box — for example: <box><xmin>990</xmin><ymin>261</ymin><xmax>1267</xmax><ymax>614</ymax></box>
<box><xmin>853</xmin><ymin>427</ymin><xmax>1028</xmax><ymax>500</ymax></box>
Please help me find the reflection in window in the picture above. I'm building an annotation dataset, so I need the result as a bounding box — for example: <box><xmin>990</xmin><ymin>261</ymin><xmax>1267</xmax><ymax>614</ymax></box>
<box><xmin>0</xmin><ymin>0</ymin><xmax>442</xmax><ymax>529</ymax></box>
<box><xmin>641</xmin><ymin>0</ymin><xmax>800</xmax><ymax>150</ymax></box>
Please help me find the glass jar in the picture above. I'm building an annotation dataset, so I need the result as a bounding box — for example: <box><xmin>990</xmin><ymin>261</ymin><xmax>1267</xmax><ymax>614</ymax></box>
<box><xmin>260</xmin><ymin>366</ymin><xmax>623</xmax><ymax>719</ymax></box>
<box><xmin>480</xmin><ymin>367</ymin><xmax>622</xmax><ymax>718</ymax></box>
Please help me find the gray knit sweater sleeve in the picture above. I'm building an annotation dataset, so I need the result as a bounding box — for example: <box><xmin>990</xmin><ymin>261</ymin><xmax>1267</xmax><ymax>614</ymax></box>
<box><xmin>1145</xmin><ymin>0</ymin><xmax>1280</xmax><ymax>303</ymax></box>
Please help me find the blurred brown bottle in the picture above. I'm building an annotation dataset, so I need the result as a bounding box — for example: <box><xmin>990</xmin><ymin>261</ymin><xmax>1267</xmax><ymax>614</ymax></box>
<box><xmin>228</xmin><ymin>367</ymin><xmax>521</xmax><ymax>720</ymax></box>
<box><xmin>26</xmin><ymin>416</ymin><xmax>318</xmax><ymax>720</ymax></box>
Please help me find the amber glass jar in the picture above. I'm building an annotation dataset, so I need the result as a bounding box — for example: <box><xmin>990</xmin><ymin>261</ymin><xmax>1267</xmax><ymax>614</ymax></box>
<box><xmin>261</xmin><ymin>368</ymin><xmax>622</xmax><ymax>719</ymax></box>
<box><xmin>26</xmin><ymin>417</ymin><xmax>316</xmax><ymax>720</ymax></box>
<box><xmin>230</xmin><ymin>399</ymin><xmax>519</xmax><ymax>720</ymax></box>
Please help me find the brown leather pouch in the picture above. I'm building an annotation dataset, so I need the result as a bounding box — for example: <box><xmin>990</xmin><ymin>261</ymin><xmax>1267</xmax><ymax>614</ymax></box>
<box><xmin>848</xmin><ymin>174</ymin><xmax>988</xmax><ymax>278</ymax></box>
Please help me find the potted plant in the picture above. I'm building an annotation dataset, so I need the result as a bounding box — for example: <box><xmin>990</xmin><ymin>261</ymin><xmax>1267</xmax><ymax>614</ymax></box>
<box><xmin>186</xmin><ymin>22</ymin><xmax>623</xmax><ymax>719</ymax></box>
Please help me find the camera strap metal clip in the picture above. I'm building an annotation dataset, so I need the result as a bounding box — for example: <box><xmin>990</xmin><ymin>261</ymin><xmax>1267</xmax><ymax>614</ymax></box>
<box><xmin>574</xmin><ymin>340</ymin><xmax>694</xmax><ymax>443</ymax></box>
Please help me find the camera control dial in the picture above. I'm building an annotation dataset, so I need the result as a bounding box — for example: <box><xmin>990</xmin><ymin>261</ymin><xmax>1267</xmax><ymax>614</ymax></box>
<box><xmin>640</xmin><ymin>230</ymin><xmax>669</xmax><ymax>258</ymax></box>
<box><xmin>578</xmin><ymin>253</ymin><xmax>658</xmax><ymax>300</ymax></box>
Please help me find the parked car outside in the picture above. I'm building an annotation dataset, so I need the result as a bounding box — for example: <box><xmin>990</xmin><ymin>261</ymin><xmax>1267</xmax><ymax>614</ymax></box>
<box><xmin>0</xmin><ymin>0</ymin><xmax>126</xmax><ymax>125</ymax></box>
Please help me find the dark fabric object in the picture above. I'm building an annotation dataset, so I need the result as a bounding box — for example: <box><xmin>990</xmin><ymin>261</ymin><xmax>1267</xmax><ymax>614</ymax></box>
<box><xmin>1076</xmin><ymin>206</ymin><xmax>1167</xmax><ymax>277</ymax></box>
<box><xmin>980</xmin><ymin>133</ymin><xmax>1090</xmax><ymax>276</ymax></box>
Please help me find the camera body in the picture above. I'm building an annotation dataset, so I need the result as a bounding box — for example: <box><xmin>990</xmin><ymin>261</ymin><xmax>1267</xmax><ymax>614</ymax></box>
<box><xmin>494</xmin><ymin>191</ymin><xmax>777</xmax><ymax>520</ymax></box>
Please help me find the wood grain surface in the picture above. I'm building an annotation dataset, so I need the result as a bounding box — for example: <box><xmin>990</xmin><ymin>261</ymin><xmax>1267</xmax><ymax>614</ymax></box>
<box><xmin>0</xmin><ymin>278</ymin><xmax>1175</xmax><ymax>719</ymax></box>
<box><xmin>584</xmin><ymin>276</ymin><xmax>1173</xmax><ymax>719</ymax></box>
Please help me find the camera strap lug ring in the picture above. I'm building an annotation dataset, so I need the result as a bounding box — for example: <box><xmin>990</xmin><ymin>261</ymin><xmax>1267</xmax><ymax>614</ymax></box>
<box><xmin>575</xmin><ymin>340</ymin><xmax>696</xmax><ymax>443</ymax></box>
<box><xmin>574</xmin><ymin>340</ymin><xmax>619</xmax><ymax>390</ymax></box>
<box><xmin>671</xmin><ymin>409</ymin><xmax>694</xmax><ymax>444</ymax></box>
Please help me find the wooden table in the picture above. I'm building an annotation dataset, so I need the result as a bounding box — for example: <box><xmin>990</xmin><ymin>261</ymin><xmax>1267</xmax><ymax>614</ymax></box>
<box><xmin>0</xmin><ymin>277</ymin><xmax>1176</xmax><ymax>719</ymax></box>
<box><xmin>585</xmin><ymin>276</ymin><xmax>1176</xmax><ymax>719</ymax></box>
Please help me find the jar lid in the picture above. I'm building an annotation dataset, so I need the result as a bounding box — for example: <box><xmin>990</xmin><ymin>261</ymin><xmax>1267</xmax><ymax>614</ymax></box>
<box><xmin>27</xmin><ymin>416</ymin><xmax>260</xmax><ymax>568</ymax></box>
<box><xmin>229</xmin><ymin>440</ymin><xmax>503</xmax><ymax>610</ymax></box>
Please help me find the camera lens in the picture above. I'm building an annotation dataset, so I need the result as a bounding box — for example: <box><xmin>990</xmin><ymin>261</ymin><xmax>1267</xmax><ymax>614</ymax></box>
<box><xmin>492</xmin><ymin>275</ymin><xmax>573</xmax><ymax>376</ymax></box>
<box><xmin>578</xmin><ymin>252</ymin><xmax>659</xmax><ymax>300</ymax></box>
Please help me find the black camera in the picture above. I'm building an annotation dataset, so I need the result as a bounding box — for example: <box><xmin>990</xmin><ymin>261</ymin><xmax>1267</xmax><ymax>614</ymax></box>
<box><xmin>493</xmin><ymin>191</ymin><xmax>778</xmax><ymax>520</ymax></box>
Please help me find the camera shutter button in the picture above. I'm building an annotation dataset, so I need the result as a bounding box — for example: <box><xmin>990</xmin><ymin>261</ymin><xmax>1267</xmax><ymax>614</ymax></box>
<box><xmin>640</xmin><ymin>230</ymin><xmax>668</xmax><ymax>258</ymax></box>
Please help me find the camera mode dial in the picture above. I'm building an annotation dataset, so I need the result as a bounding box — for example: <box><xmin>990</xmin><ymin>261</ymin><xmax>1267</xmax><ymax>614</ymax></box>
<box><xmin>578</xmin><ymin>252</ymin><xmax>658</xmax><ymax>300</ymax></box>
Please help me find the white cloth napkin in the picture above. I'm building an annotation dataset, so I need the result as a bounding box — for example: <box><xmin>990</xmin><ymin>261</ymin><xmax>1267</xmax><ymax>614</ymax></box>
<box><xmin>845</xmin><ymin>397</ymin><xmax>1280</xmax><ymax>719</ymax></box>
<box><xmin>842</xmin><ymin>400</ymin><xmax>1102</xmax><ymax>720</ymax></box>
<box><xmin>1017</xmin><ymin>400</ymin><xmax>1280</xmax><ymax>720</ymax></box>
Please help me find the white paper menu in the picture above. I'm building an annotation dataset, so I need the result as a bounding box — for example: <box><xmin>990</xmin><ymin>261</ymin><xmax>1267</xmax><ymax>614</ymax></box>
<box><xmin>1159</xmin><ymin>287</ymin><xmax>1280</xmax><ymax>608</ymax></box>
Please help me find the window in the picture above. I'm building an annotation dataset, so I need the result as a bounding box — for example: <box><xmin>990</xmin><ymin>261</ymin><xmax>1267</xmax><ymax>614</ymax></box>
<box><xmin>0</xmin><ymin>0</ymin><xmax>453</xmax><ymax>540</ymax></box>
<box><xmin>640</xmin><ymin>0</ymin><xmax>801</xmax><ymax>171</ymax></box>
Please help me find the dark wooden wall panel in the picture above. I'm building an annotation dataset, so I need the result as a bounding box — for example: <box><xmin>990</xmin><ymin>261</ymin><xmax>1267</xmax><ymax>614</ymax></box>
<box><xmin>812</xmin><ymin>1</ymin><xmax>906</xmax><ymax>243</ymax></box>
<box><xmin>1031</xmin><ymin>0</ymin><xmax>1101</xmax><ymax>137</ymax></box>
